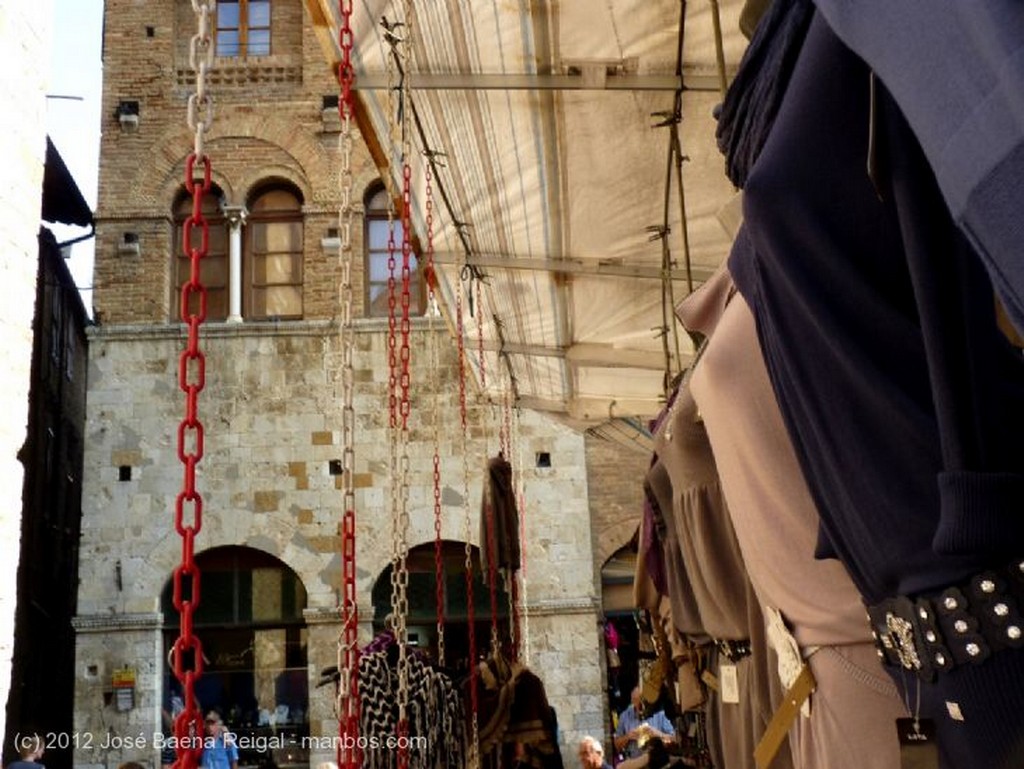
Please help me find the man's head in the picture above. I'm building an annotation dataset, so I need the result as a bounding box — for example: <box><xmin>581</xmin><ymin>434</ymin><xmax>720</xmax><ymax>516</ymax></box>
<box><xmin>205</xmin><ymin>711</ymin><xmax>224</xmax><ymax>736</ymax></box>
<box><xmin>630</xmin><ymin>686</ymin><xmax>643</xmax><ymax>712</ymax></box>
<box><xmin>578</xmin><ymin>736</ymin><xmax>606</xmax><ymax>769</ymax></box>
<box><xmin>18</xmin><ymin>734</ymin><xmax>43</xmax><ymax>761</ymax></box>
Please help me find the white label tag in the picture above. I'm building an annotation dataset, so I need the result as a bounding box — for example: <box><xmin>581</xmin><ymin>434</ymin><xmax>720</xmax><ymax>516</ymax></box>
<box><xmin>720</xmin><ymin>663</ymin><xmax>739</xmax><ymax>704</ymax></box>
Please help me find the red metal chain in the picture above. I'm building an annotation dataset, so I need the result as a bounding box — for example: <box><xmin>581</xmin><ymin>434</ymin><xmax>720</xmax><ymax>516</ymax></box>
<box><xmin>387</xmin><ymin>205</ymin><xmax>398</xmax><ymax>431</ymax></box>
<box><xmin>338</xmin><ymin>0</ymin><xmax>355</xmax><ymax>119</ymax></box>
<box><xmin>476</xmin><ymin>280</ymin><xmax>486</xmax><ymax>390</ymax></box>
<box><xmin>501</xmin><ymin>388</ymin><xmax>512</xmax><ymax>459</ymax></box>
<box><xmin>394</xmin><ymin>157</ymin><xmax>415</xmax><ymax>769</ymax></box>
<box><xmin>336</xmin><ymin>1</ymin><xmax>360</xmax><ymax>766</ymax></box>
<box><xmin>172</xmin><ymin>150</ymin><xmax>210</xmax><ymax>769</ymax></box>
<box><xmin>399</xmin><ymin>164</ymin><xmax>413</xmax><ymax>431</ymax></box>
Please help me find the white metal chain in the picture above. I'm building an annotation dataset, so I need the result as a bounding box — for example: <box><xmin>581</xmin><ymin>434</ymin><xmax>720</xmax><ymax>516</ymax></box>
<box><xmin>426</xmin><ymin>163</ymin><xmax>447</xmax><ymax>668</ymax></box>
<box><xmin>187</xmin><ymin>1</ymin><xmax>215</xmax><ymax>160</ymax></box>
<box><xmin>501</xmin><ymin>374</ymin><xmax>517</xmax><ymax>658</ymax></box>
<box><xmin>458</xmin><ymin>276</ymin><xmax>481</xmax><ymax>769</ymax></box>
<box><xmin>513</xmin><ymin>405</ymin><xmax>530</xmax><ymax>665</ymax></box>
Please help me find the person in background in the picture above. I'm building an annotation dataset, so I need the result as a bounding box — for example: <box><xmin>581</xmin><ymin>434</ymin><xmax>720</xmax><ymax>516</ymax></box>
<box><xmin>7</xmin><ymin>733</ymin><xmax>45</xmax><ymax>769</ymax></box>
<box><xmin>613</xmin><ymin>687</ymin><xmax>675</xmax><ymax>760</ymax></box>
<box><xmin>200</xmin><ymin>711</ymin><xmax>238</xmax><ymax>769</ymax></box>
<box><xmin>578</xmin><ymin>736</ymin><xmax>612</xmax><ymax>769</ymax></box>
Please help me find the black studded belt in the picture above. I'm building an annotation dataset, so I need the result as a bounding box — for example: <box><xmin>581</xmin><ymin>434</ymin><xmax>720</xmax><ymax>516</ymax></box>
<box><xmin>714</xmin><ymin>638</ymin><xmax>752</xmax><ymax>662</ymax></box>
<box><xmin>867</xmin><ymin>561</ymin><xmax>1024</xmax><ymax>682</ymax></box>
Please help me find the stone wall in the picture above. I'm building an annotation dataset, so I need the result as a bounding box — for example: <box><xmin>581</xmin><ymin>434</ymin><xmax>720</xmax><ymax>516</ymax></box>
<box><xmin>76</xmin><ymin>320</ymin><xmax>600</xmax><ymax>767</ymax></box>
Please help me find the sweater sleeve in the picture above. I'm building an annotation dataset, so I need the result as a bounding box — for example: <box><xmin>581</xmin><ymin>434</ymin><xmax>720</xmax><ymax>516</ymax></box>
<box><xmin>811</xmin><ymin>0</ymin><xmax>1024</xmax><ymax>334</ymax></box>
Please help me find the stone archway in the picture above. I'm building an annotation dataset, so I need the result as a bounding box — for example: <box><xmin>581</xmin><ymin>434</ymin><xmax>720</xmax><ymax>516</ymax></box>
<box><xmin>160</xmin><ymin>545</ymin><xmax>311</xmax><ymax>768</ymax></box>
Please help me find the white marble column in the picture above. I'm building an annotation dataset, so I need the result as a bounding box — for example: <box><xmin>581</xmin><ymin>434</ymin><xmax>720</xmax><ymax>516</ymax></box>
<box><xmin>222</xmin><ymin>205</ymin><xmax>248</xmax><ymax>323</ymax></box>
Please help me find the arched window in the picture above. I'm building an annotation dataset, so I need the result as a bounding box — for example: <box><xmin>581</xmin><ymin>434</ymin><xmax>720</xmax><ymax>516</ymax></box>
<box><xmin>172</xmin><ymin>182</ymin><xmax>304</xmax><ymax>323</ymax></box>
<box><xmin>216</xmin><ymin>0</ymin><xmax>271</xmax><ymax>58</ymax></box>
<box><xmin>173</xmin><ymin>188</ymin><xmax>229</xmax><ymax>322</ymax></box>
<box><xmin>162</xmin><ymin>547</ymin><xmax>309</xmax><ymax>766</ymax></box>
<box><xmin>246</xmin><ymin>186</ymin><xmax>303</xmax><ymax>320</ymax></box>
<box><xmin>364</xmin><ymin>183</ymin><xmax>423</xmax><ymax>317</ymax></box>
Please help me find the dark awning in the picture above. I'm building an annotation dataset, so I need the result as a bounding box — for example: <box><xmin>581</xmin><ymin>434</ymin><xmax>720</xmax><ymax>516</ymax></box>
<box><xmin>42</xmin><ymin>136</ymin><xmax>93</xmax><ymax>228</ymax></box>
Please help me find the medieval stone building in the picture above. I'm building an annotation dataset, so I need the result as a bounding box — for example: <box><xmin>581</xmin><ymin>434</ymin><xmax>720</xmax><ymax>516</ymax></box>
<box><xmin>74</xmin><ymin>3</ymin><xmax>646</xmax><ymax>767</ymax></box>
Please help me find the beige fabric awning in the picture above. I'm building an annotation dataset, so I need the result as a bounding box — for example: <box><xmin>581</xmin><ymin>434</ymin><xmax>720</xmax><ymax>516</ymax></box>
<box><xmin>305</xmin><ymin>0</ymin><xmax>750</xmax><ymax>447</ymax></box>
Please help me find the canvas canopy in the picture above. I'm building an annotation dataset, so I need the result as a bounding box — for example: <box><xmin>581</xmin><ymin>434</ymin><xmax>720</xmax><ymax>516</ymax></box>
<box><xmin>305</xmin><ymin>0</ymin><xmax>751</xmax><ymax>449</ymax></box>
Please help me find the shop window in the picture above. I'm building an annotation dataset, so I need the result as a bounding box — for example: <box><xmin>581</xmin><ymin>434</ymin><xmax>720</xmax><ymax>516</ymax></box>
<box><xmin>601</xmin><ymin>546</ymin><xmax>641</xmax><ymax>719</ymax></box>
<box><xmin>162</xmin><ymin>547</ymin><xmax>308</xmax><ymax>768</ymax></box>
<box><xmin>216</xmin><ymin>0</ymin><xmax>271</xmax><ymax>58</ymax></box>
<box><xmin>371</xmin><ymin>541</ymin><xmax>509</xmax><ymax>672</ymax></box>
<box><xmin>364</xmin><ymin>183</ymin><xmax>423</xmax><ymax>318</ymax></box>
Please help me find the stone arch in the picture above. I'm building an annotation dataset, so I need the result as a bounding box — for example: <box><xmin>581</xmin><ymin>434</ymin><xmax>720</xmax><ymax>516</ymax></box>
<box><xmin>594</xmin><ymin>516</ymin><xmax>638</xmax><ymax>570</ymax></box>
<box><xmin>159</xmin><ymin>545</ymin><xmax>311</xmax><ymax>751</ymax></box>
<box><xmin>368</xmin><ymin>540</ymin><xmax>513</xmax><ymax>662</ymax></box>
<box><xmin>141</xmin><ymin>111</ymin><xmax>333</xmax><ymax>211</ymax></box>
<box><xmin>238</xmin><ymin>166</ymin><xmax>311</xmax><ymax>208</ymax></box>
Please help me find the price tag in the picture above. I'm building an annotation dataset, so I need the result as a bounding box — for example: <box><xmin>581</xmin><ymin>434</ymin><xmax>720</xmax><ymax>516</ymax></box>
<box><xmin>897</xmin><ymin>718</ymin><xmax>939</xmax><ymax>769</ymax></box>
<box><xmin>720</xmin><ymin>663</ymin><xmax>739</xmax><ymax>704</ymax></box>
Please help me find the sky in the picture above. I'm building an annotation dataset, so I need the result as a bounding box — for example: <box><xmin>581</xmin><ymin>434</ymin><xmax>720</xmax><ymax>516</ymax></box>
<box><xmin>46</xmin><ymin>0</ymin><xmax>104</xmax><ymax>315</ymax></box>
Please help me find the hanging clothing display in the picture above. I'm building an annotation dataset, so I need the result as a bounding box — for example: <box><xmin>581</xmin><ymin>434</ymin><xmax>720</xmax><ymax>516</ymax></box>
<box><xmin>476</xmin><ymin>651</ymin><xmax>563</xmax><ymax>769</ymax></box>
<box><xmin>727</xmin><ymin>8</ymin><xmax>1024</xmax><ymax>769</ymax></box>
<box><xmin>480</xmin><ymin>454</ymin><xmax>522</xmax><ymax>574</ymax></box>
<box><xmin>359</xmin><ymin>644</ymin><xmax>467</xmax><ymax>769</ymax></box>
<box><xmin>648</xmin><ymin>384</ymin><xmax>789</xmax><ymax>769</ymax></box>
<box><xmin>633</xmin><ymin>512</ymin><xmax>707</xmax><ymax>716</ymax></box>
<box><xmin>685</xmin><ymin>268</ymin><xmax>905</xmax><ymax>769</ymax></box>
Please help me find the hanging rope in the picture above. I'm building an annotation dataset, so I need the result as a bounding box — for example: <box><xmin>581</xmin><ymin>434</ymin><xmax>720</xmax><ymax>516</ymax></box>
<box><xmin>172</xmin><ymin>4</ymin><xmax>215</xmax><ymax>768</ymax></box>
<box><xmin>456</xmin><ymin>276</ymin><xmax>481</xmax><ymax>769</ymax></box>
<box><xmin>335</xmin><ymin>0</ymin><xmax>360</xmax><ymax>765</ymax></box>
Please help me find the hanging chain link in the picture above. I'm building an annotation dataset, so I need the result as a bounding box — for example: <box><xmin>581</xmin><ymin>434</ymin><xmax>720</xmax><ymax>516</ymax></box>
<box><xmin>186</xmin><ymin>0</ymin><xmax>215</xmax><ymax>161</ymax></box>
<box><xmin>475</xmin><ymin>281</ymin><xmax>486</xmax><ymax>392</ymax></box>
<box><xmin>173</xmin><ymin>4</ymin><xmax>215</xmax><ymax>769</ymax></box>
<box><xmin>457</xmin><ymin>277</ymin><xmax>480</xmax><ymax>769</ymax></box>
<box><xmin>425</xmin><ymin>156</ymin><xmax>447</xmax><ymax>668</ymax></box>
<box><xmin>500</xmin><ymin>375</ymin><xmax>512</xmax><ymax>459</ymax></box>
<box><xmin>513</xmin><ymin>405</ymin><xmax>531</xmax><ymax>665</ymax></box>
<box><xmin>385</xmin><ymin>6</ymin><xmax>415</xmax><ymax>767</ymax></box>
<box><xmin>500</xmin><ymin>375</ymin><xmax>518</xmax><ymax>660</ymax></box>
<box><xmin>472</xmin><ymin>282</ymin><xmax>501</xmax><ymax>656</ymax></box>
<box><xmin>335</xmin><ymin>0</ymin><xmax>360</xmax><ymax>766</ymax></box>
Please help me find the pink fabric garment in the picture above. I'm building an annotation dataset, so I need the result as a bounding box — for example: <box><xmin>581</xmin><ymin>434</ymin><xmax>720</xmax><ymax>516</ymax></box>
<box><xmin>687</xmin><ymin>280</ymin><xmax>906</xmax><ymax>769</ymax></box>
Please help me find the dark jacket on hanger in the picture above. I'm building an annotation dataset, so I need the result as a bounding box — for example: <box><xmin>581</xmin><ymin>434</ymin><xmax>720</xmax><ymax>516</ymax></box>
<box><xmin>480</xmin><ymin>454</ymin><xmax>521</xmax><ymax>573</ymax></box>
<box><xmin>727</xmin><ymin>10</ymin><xmax>1024</xmax><ymax>769</ymax></box>
<box><xmin>810</xmin><ymin>0</ymin><xmax>1024</xmax><ymax>338</ymax></box>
